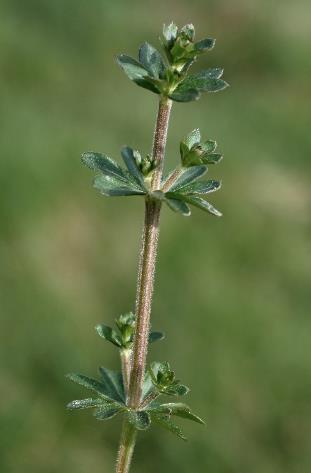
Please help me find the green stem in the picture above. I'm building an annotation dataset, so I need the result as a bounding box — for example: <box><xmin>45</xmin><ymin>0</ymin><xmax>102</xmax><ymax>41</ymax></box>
<box><xmin>116</xmin><ymin>418</ymin><xmax>137</xmax><ymax>473</ymax></box>
<box><xmin>115</xmin><ymin>97</ymin><xmax>172</xmax><ymax>473</ymax></box>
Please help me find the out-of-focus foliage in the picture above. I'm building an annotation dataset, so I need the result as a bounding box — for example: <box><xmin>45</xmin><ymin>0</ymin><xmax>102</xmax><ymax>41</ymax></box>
<box><xmin>0</xmin><ymin>1</ymin><xmax>310</xmax><ymax>472</ymax></box>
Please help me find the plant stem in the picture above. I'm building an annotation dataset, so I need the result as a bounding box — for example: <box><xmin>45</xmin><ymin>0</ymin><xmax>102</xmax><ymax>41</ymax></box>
<box><xmin>115</xmin><ymin>97</ymin><xmax>172</xmax><ymax>473</ymax></box>
<box><xmin>129</xmin><ymin>96</ymin><xmax>172</xmax><ymax>408</ymax></box>
<box><xmin>116</xmin><ymin>418</ymin><xmax>137</xmax><ymax>473</ymax></box>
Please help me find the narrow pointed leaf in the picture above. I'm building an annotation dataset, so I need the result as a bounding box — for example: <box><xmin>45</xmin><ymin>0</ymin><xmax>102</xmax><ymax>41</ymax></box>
<box><xmin>195</xmin><ymin>38</ymin><xmax>216</xmax><ymax>51</ymax></box>
<box><xmin>159</xmin><ymin>403</ymin><xmax>205</xmax><ymax>424</ymax></box>
<box><xmin>182</xmin><ymin>195</ymin><xmax>223</xmax><ymax>217</ymax></box>
<box><xmin>164</xmin><ymin>383</ymin><xmax>190</xmax><ymax>396</ymax></box>
<box><xmin>199</xmin><ymin>140</ymin><xmax>217</xmax><ymax>154</ymax></box>
<box><xmin>149</xmin><ymin>331</ymin><xmax>165</xmax><ymax>343</ymax></box>
<box><xmin>81</xmin><ymin>152</ymin><xmax>129</xmax><ymax>182</ymax></box>
<box><xmin>139</xmin><ymin>43</ymin><xmax>166</xmax><ymax>78</ymax></box>
<box><xmin>165</xmin><ymin>197</ymin><xmax>191</xmax><ymax>216</ymax></box>
<box><xmin>152</xmin><ymin>414</ymin><xmax>187</xmax><ymax>441</ymax></box>
<box><xmin>142</xmin><ymin>371</ymin><xmax>155</xmax><ymax>399</ymax></box>
<box><xmin>66</xmin><ymin>373</ymin><xmax>116</xmax><ymax>401</ymax></box>
<box><xmin>66</xmin><ymin>398</ymin><xmax>104</xmax><ymax>410</ymax></box>
<box><xmin>202</xmin><ymin>153</ymin><xmax>223</xmax><ymax>164</ymax></box>
<box><xmin>98</xmin><ymin>367</ymin><xmax>125</xmax><ymax>403</ymax></box>
<box><xmin>169</xmin><ymin>88</ymin><xmax>200</xmax><ymax>103</ymax></box>
<box><xmin>121</xmin><ymin>147</ymin><xmax>145</xmax><ymax>187</ymax></box>
<box><xmin>93</xmin><ymin>403</ymin><xmax>123</xmax><ymax>420</ymax></box>
<box><xmin>93</xmin><ymin>175</ymin><xmax>145</xmax><ymax>196</ymax></box>
<box><xmin>128</xmin><ymin>410</ymin><xmax>151</xmax><ymax>430</ymax></box>
<box><xmin>179</xmin><ymin>180</ymin><xmax>221</xmax><ymax>195</ymax></box>
<box><xmin>185</xmin><ymin>129</ymin><xmax>201</xmax><ymax>149</ymax></box>
<box><xmin>95</xmin><ymin>324</ymin><xmax>122</xmax><ymax>347</ymax></box>
<box><xmin>116</xmin><ymin>54</ymin><xmax>149</xmax><ymax>81</ymax></box>
<box><xmin>176</xmin><ymin>74</ymin><xmax>229</xmax><ymax>94</ymax></box>
<box><xmin>133</xmin><ymin>77</ymin><xmax>162</xmax><ymax>94</ymax></box>
<box><xmin>169</xmin><ymin>165</ymin><xmax>208</xmax><ymax>191</ymax></box>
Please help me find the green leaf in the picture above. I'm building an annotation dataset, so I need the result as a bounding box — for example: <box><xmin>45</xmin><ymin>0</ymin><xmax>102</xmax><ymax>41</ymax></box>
<box><xmin>195</xmin><ymin>37</ymin><xmax>215</xmax><ymax>51</ymax></box>
<box><xmin>128</xmin><ymin>410</ymin><xmax>151</xmax><ymax>430</ymax></box>
<box><xmin>95</xmin><ymin>324</ymin><xmax>122</xmax><ymax>347</ymax></box>
<box><xmin>180</xmin><ymin>195</ymin><xmax>222</xmax><ymax>217</ymax></box>
<box><xmin>142</xmin><ymin>370</ymin><xmax>155</xmax><ymax>400</ymax></box>
<box><xmin>164</xmin><ymin>197</ymin><xmax>191</xmax><ymax>216</ymax></box>
<box><xmin>202</xmin><ymin>152</ymin><xmax>223</xmax><ymax>164</ymax></box>
<box><xmin>139</xmin><ymin>43</ymin><xmax>166</xmax><ymax>79</ymax></box>
<box><xmin>169</xmin><ymin>88</ymin><xmax>200</xmax><ymax>103</ymax></box>
<box><xmin>116</xmin><ymin>54</ymin><xmax>149</xmax><ymax>81</ymax></box>
<box><xmin>159</xmin><ymin>403</ymin><xmax>205</xmax><ymax>424</ymax></box>
<box><xmin>180</xmin><ymin>141</ymin><xmax>190</xmax><ymax>162</ymax></box>
<box><xmin>175</xmin><ymin>73</ymin><xmax>229</xmax><ymax>94</ymax></box>
<box><xmin>164</xmin><ymin>382</ymin><xmax>190</xmax><ymax>396</ymax></box>
<box><xmin>185</xmin><ymin>129</ymin><xmax>201</xmax><ymax>149</ymax></box>
<box><xmin>199</xmin><ymin>67</ymin><xmax>224</xmax><ymax>79</ymax></box>
<box><xmin>121</xmin><ymin>147</ymin><xmax>145</xmax><ymax>188</ymax></box>
<box><xmin>149</xmin><ymin>331</ymin><xmax>165</xmax><ymax>343</ymax></box>
<box><xmin>93</xmin><ymin>403</ymin><xmax>123</xmax><ymax>420</ymax></box>
<box><xmin>178</xmin><ymin>180</ymin><xmax>221</xmax><ymax>195</ymax></box>
<box><xmin>169</xmin><ymin>166</ymin><xmax>208</xmax><ymax>191</ymax></box>
<box><xmin>82</xmin><ymin>152</ymin><xmax>129</xmax><ymax>184</ymax></box>
<box><xmin>93</xmin><ymin>175</ymin><xmax>145</xmax><ymax>197</ymax></box>
<box><xmin>66</xmin><ymin>373</ymin><xmax>116</xmax><ymax>401</ymax></box>
<box><xmin>198</xmin><ymin>140</ymin><xmax>218</xmax><ymax>154</ymax></box>
<box><xmin>134</xmin><ymin>76</ymin><xmax>162</xmax><ymax>95</ymax></box>
<box><xmin>151</xmin><ymin>413</ymin><xmax>187</xmax><ymax>441</ymax></box>
<box><xmin>66</xmin><ymin>398</ymin><xmax>104</xmax><ymax>410</ymax></box>
<box><xmin>98</xmin><ymin>367</ymin><xmax>125</xmax><ymax>403</ymax></box>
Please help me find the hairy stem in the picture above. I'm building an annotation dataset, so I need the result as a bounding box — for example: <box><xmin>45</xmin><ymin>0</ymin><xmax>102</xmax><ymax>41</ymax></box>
<box><xmin>116</xmin><ymin>418</ymin><xmax>137</xmax><ymax>473</ymax></box>
<box><xmin>115</xmin><ymin>97</ymin><xmax>172</xmax><ymax>473</ymax></box>
<box><xmin>129</xmin><ymin>97</ymin><xmax>172</xmax><ymax>407</ymax></box>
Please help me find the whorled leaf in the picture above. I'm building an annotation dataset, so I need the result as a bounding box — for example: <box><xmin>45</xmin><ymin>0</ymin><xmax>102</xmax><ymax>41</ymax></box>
<box><xmin>95</xmin><ymin>324</ymin><xmax>122</xmax><ymax>347</ymax></box>
<box><xmin>128</xmin><ymin>410</ymin><xmax>151</xmax><ymax>430</ymax></box>
<box><xmin>121</xmin><ymin>146</ymin><xmax>145</xmax><ymax>188</ymax></box>
<box><xmin>175</xmin><ymin>73</ymin><xmax>229</xmax><ymax>95</ymax></box>
<box><xmin>138</xmin><ymin>42</ymin><xmax>166</xmax><ymax>79</ymax></box>
<box><xmin>82</xmin><ymin>152</ymin><xmax>129</xmax><ymax>184</ymax></box>
<box><xmin>164</xmin><ymin>197</ymin><xmax>191</xmax><ymax>216</ymax></box>
<box><xmin>93</xmin><ymin>175</ymin><xmax>145</xmax><ymax>197</ymax></box>
<box><xmin>116</xmin><ymin>54</ymin><xmax>149</xmax><ymax>81</ymax></box>
<box><xmin>149</xmin><ymin>331</ymin><xmax>165</xmax><ymax>343</ymax></box>
<box><xmin>169</xmin><ymin>88</ymin><xmax>200</xmax><ymax>103</ymax></box>
<box><xmin>98</xmin><ymin>367</ymin><xmax>125</xmax><ymax>403</ymax></box>
<box><xmin>169</xmin><ymin>165</ymin><xmax>208</xmax><ymax>191</ymax></box>
<box><xmin>151</xmin><ymin>413</ymin><xmax>187</xmax><ymax>441</ymax></box>
<box><xmin>153</xmin><ymin>402</ymin><xmax>205</xmax><ymax>424</ymax></box>
<box><xmin>176</xmin><ymin>179</ymin><xmax>221</xmax><ymax>195</ymax></box>
<box><xmin>148</xmin><ymin>361</ymin><xmax>190</xmax><ymax>396</ymax></box>
<box><xmin>184</xmin><ymin>128</ymin><xmax>201</xmax><ymax>149</ymax></box>
<box><xmin>194</xmin><ymin>38</ymin><xmax>216</xmax><ymax>51</ymax></box>
<box><xmin>179</xmin><ymin>195</ymin><xmax>222</xmax><ymax>217</ymax></box>
<box><xmin>93</xmin><ymin>403</ymin><xmax>124</xmax><ymax>420</ymax></box>
<box><xmin>202</xmin><ymin>152</ymin><xmax>223</xmax><ymax>164</ymax></box>
<box><xmin>66</xmin><ymin>398</ymin><xmax>104</xmax><ymax>410</ymax></box>
<box><xmin>66</xmin><ymin>373</ymin><xmax>119</xmax><ymax>402</ymax></box>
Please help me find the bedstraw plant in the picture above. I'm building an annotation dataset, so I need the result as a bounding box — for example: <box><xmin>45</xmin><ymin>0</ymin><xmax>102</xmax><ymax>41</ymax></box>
<box><xmin>66</xmin><ymin>22</ymin><xmax>229</xmax><ymax>473</ymax></box>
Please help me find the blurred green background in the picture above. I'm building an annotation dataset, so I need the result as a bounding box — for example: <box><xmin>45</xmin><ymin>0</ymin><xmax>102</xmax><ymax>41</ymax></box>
<box><xmin>1</xmin><ymin>0</ymin><xmax>310</xmax><ymax>472</ymax></box>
